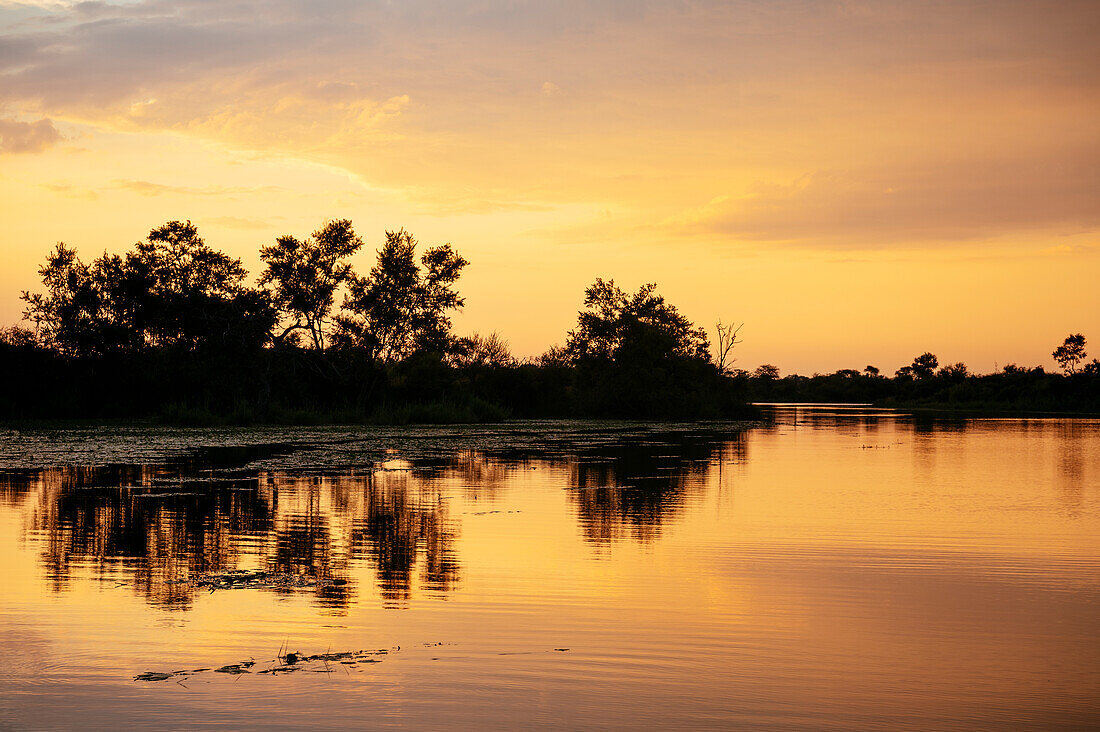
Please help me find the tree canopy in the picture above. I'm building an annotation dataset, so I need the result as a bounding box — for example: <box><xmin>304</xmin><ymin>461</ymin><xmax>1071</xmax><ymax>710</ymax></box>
<box><xmin>335</xmin><ymin>229</ymin><xmax>468</xmax><ymax>363</ymax></box>
<box><xmin>22</xmin><ymin>221</ymin><xmax>273</xmax><ymax>355</ymax></box>
<box><xmin>1053</xmin><ymin>334</ymin><xmax>1087</xmax><ymax>374</ymax></box>
<box><xmin>564</xmin><ymin>279</ymin><xmax>710</xmax><ymax>366</ymax></box>
<box><xmin>260</xmin><ymin>218</ymin><xmax>363</xmax><ymax>351</ymax></box>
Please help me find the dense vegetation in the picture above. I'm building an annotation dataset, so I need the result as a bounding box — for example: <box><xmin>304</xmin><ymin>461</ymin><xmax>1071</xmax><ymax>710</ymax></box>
<box><xmin>743</xmin><ymin>341</ymin><xmax>1100</xmax><ymax>413</ymax></box>
<box><xmin>2</xmin><ymin>220</ymin><xmax>750</xmax><ymax>423</ymax></box>
<box><xmin>4</xmin><ymin>220</ymin><xmax>1095</xmax><ymax>423</ymax></box>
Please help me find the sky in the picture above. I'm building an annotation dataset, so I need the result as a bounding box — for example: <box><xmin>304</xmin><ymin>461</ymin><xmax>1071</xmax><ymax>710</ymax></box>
<box><xmin>1</xmin><ymin>0</ymin><xmax>1097</xmax><ymax>374</ymax></box>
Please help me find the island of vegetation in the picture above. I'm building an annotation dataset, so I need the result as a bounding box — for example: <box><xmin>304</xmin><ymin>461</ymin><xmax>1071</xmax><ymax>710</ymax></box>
<box><xmin>2</xmin><ymin>220</ymin><xmax>1096</xmax><ymax>424</ymax></box>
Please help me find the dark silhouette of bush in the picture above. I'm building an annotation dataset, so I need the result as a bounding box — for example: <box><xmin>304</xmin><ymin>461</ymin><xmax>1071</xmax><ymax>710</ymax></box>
<box><xmin>7</xmin><ymin>223</ymin><xmax>754</xmax><ymax>423</ymax></box>
<box><xmin>260</xmin><ymin>219</ymin><xmax>363</xmax><ymax>350</ymax></box>
<box><xmin>1053</xmin><ymin>334</ymin><xmax>1087</xmax><ymax>374</ymax></box>
<box><xmin>334</xmin><ymin>229</ymin><xmax>468</xmax><ymax>364</ymax></box>
<box><xmin>557</xmin><ymin>279</ymin><xmax>748</xmax><ymax>418</ymax></box>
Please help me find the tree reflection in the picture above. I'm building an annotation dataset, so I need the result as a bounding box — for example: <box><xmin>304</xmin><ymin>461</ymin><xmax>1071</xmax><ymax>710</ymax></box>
<box><xmin>4</xmin><ymin>425</ymin><xmax>749</xmax><ymax>610</ymax></box>
<box><xmin>566</xmin><ymin>431</ymin><xmax>747</xmax><ymax>545</ymax></box>
<box><xmin>15</xmin><ymin>466</ymin><xmax>459</xmax><ymax>611</ymax></box>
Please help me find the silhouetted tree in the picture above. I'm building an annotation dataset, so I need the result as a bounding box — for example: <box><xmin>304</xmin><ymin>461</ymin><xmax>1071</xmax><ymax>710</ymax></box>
<box><xmin>565</xmin><ymin>279</ymin><xmax>710</xmax><ymax>364</ymax></box>
<box><xmin>122</xmin><ymin>221</ymin><xmax>273</xmax><ymax>350</ymax></box>
<box><xmin>1053</xmin><ymin>334</ymin><xmax>1087</xmax><ymax>374</ymax></box>
<box><xmin>909</xmin><ymin>352</ymin><xmax>939</xmax><ymax>379</ymax></box>
<box><xmin>453</xmin><ymin>332</ymin><xmax>514</xmax><ymax>368</ymax></box>
<box><xmin>21</xmin><ymin>222</ymin><xmax>273</xmax><ymax>355</ymax></box>
<box><xmin>938</xmin><ymin>362</ymin><xmax>969</xmax><ymax>382</ymax></box>
<box><xmin>0</xmin><ymin>325</ymin><xmax>35</xmax><ymax>348</ymax></box>
<box><xmin>714</xmin><ymin>319</ymin><xmax>743</xmax><ymax>375</ymax></box>
<box><xmin>335</xmin><ymin>229</ymin><xmax>468</xmax><ymax>363</ymax></box>
<box><xmin>753</xmin><ymin>363</ymin><xmax>779</xmax><ymax>380</ymax></box>
<box><xmin>555</xmin><ymin>279</ymin><xmax>748</xmax><ymax>418</ymax></box>
<box><xmin>537</xmin><ymin>344</ymin><xmax>570</xmax><ymax>367</ymax></box>
<box><xmin>260</xmin><ymin>219</ymin><xmax>363</xmax><ymax>350</ymax></box>
<box><xmin>21</xmin><ymin>243</ymin><xmax>122</xmax><ymax>355</ymax></box>
<box><xmin>864</xmin><ymin>365</ymin><xmax>881</xmax><ymax>377</ymax></box>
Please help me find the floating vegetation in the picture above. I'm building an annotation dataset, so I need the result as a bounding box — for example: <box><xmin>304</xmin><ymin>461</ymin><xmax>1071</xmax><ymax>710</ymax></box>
<box><xmin>133</xmin><ymin>644</ymin><xmax>569</xmax><ymax>683</ymax></box>
<box><xmin>166</xmin><ymin>570</ymin><xmax>348</xmax><ymax>593</ymax></box>
<box><xmin>134</xmin><ymin>649</ymin><xmax>396</xmax><ymax>682</ymax></box>
<box><xmin>215</xmin><ymin>661</ymin><xmax>255</xmax><ymax>675</ymax></box>
<box><xmin>134</xmin><ymin>491</ymin><xmax>199</xmax><ymax>499</ymax></box>
<box><xmin>133</xmin><ymin>672</ymin><xmax>174</xmax><ymax>682</ymax></box>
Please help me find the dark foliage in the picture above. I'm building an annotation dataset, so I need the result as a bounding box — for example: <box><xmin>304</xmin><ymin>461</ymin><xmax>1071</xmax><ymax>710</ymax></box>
<box><xmin>260</xmin><ymin>218</ymin><xmax>363</xmax><ymax>350</ymax></box>
<box><xmin>747</xmin><ymin>349</ymin><xmax>1099</xmax><ymax>413</ymax></box>
<box><xmin>554</xmin><ymin>279</ymin><xmax>743</xmax><ymax>418</ymax></box>
<box><xmin>6</xmin><ymin>225</ymin><xmax>750</xmax><ymax>423</ymax></box>
<box><xmin>334</xmin><ymin>229</ymin><xmax>468</xmax><ymax>364</ymax></box>
<box><xmin>20</xmin><ymin>222</ymin><xmax>275</xmax><ymax>356</ymax></box>
<box><xmin>15</xmin><ymin>221</ymin><xmax>1088</xmax><ymax>422</ymax></box>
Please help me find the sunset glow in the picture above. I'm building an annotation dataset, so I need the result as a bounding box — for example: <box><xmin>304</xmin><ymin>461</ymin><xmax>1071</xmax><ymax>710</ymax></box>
<box><xmin>2</xmin><ymin>0</ymin><xmax>1097</xmax><ymax>373</ymax></box>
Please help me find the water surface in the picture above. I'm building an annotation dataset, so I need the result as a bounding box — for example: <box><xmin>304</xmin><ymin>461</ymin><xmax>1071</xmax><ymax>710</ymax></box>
<box><xmin>1</xmin><ymin>408</ymin><xmax>1097</xmax><ymax>729</ymax></box>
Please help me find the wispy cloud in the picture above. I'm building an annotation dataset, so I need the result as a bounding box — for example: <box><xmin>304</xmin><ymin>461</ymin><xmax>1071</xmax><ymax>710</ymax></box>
<box><xmin>39</xmin><ymin>181</ymin><xmax>98</xmax><ymax>199</ymax></box>
<box><xmin>205</xmin><ymin>215</ymin><xmax>277</xmax><ymax>230</ymax></box>
<box><xmin>664</xmin><ymin>153</ymin><xmax>1100</xmax><ymax>248</ymax></box>
<box><xmin>110</xmin><ymin>179</ymin><xmax>285</xmax><ymax>197</ymax></box>
<box><xmin>0</xmin><ymin>117</ymin><xmax>62</xmax><ymax>153</ymax></box>
<box><xmin>1</xmin><ymin>0</ymin><xmax>1097</xmax><ymax>251</ymax></box>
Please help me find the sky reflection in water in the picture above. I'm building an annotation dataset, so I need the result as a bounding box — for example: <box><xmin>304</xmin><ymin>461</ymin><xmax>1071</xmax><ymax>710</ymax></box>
<box><xmin>0</xmin><ymin>410</ymin><xmax>1097</xmax><ymax>729</ymax></box>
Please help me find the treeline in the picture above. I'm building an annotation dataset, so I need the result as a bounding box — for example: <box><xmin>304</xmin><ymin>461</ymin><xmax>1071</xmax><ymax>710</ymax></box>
<box><xmin>742</xmin><ymin>341</ymin><xmax>1100</xmax><ymax>413</ymax></box>
<box><xmin>1</xmin><ymin>220</ymin><xmax>749</xmax><ymax>423</ymax></box>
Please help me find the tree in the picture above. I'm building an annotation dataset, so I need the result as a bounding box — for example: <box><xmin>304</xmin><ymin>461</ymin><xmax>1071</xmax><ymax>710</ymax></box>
<box><xmin>560</xmin><ymin>279</ymin><xmax>740</xmax><ymax>418</ymax></box>
<box><xmin>713</xmin><ymin>319</ymin><xmax>743</xmax><ymax>375</ymax></box>
<box><xmin>909</xmin><ymin>352</ymin><xmax>939</xmax><ymax>379</ymax></box>
<box><xmin>21</xmin><ymin>222</ymin><xmax>274</xmax><ymax>355</ymax></box>
<box><xmin>21</xmin><ymin>243</ymin><xmax>120</xmax><ymax>355</ymax></box>
<box><xmin>260</xmin><ymin>219</ymin><xmax>363</xmax><ymax>350</ymax></box>
<box><xmin>1052</xmin><ymin>333</ymin><xmax>1087</xmax><ymax>374</ymax></box>
<box><xmin>453</xmin><ymin>332</ymin><xmax>514</xmax><ymax>368</ymax></box>
<box><xmin>564</xmin><ymin>279</ymin><xmax>710</xmax><ymax>365</ymax></box>
<box><xmin>863</xmin><ymin>365</ymin><xmax>881</xmax><ymax>377</ymax></box>
<box><xmin>0</xmin><ymin>325</ymin><xmax>36</xmax><ymax>348</ymax></box>
<box><xmin>122</xmin><ymin>221</ymin><xmax>271</xmax><ymax>349</ymax></box>
<box><xmin>336</xmin><ymin>229</ymin><xmax>468</xmax><ymax>363</ymax></box>
<box><xmin>938</xmin><ymin>362</ymin><xmax>969</xmax><ymax>381</ymax></box>
<box><xmin>753</xmin><ymin>364</ymin><xmax>779</xmax><ymax>380</ymax></box>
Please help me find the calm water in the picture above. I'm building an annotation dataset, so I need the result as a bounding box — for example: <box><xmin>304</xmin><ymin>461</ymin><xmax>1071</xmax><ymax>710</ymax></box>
<box><xmin>1</xmin><ymin>408</ymin><xmax>1097</xmax><ymax>730</ymax></box>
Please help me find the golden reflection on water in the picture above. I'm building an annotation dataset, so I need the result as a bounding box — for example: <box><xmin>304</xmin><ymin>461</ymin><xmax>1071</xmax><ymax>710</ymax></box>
<box><xmin>0</xmin><ymin>411</ymin><xmax>1098</xmax><ymax>729</ymax></box>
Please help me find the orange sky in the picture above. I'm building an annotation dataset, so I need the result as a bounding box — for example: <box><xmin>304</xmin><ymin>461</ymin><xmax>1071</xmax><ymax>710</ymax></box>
<box><xmin>1</xmin><ymin>0</ymin><xmax>1097</xmax><ymax>374</ymax></box>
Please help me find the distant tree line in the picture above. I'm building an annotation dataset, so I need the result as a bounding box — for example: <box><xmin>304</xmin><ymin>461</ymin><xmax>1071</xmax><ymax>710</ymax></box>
<box><xmin>1</xmin><ymin>220</ymin><xmax>750</xmax><ymax>423</ymax></box>
<box><xmin>742</xmin><ymin>335</ymin><xmax>1099</xmax><ymax>413</ymax></box>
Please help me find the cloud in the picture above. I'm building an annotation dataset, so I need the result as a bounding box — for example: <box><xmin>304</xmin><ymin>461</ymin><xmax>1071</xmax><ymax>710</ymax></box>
<box><xmin>110</xmin><ymin>179</ymin><xmax>285</xmax><ymax>196</ymax></box>
<box><xmin>205</xmin><ymin>215</ymin><xmax>276</xmax><ymax>230</ymax></box>
<box><xmin>667</xmin><ymin>153</ymin><xmax>1100</xmax><ymax>248</ymax></box>
<box><xmin>0</xmin><ymin>117</ymin><xmax>62</xmax><ymax>153</ymax></box>
<box><xmin>39</xmin><ymin>181</ymin><xmax>98</xmax><ymax>199</ymax></box>
<box><xmin>1</xmin><ymin>0</ymin><xmax>1097</xmax><ymax>244</ymax></box>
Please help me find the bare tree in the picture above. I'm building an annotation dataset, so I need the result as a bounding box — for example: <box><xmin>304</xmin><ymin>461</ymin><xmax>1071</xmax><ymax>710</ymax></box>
<box><xmin>714</xmin><ymin>319</ymin><xmax>743</xmax><ymax>375</ymax></box>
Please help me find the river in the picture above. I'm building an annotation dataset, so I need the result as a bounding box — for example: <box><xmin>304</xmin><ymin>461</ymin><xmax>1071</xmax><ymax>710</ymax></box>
<box><xmin>1</xmin><ymin>407</ymin><xmax>1097</xmax><ymax>729</ymax></box>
